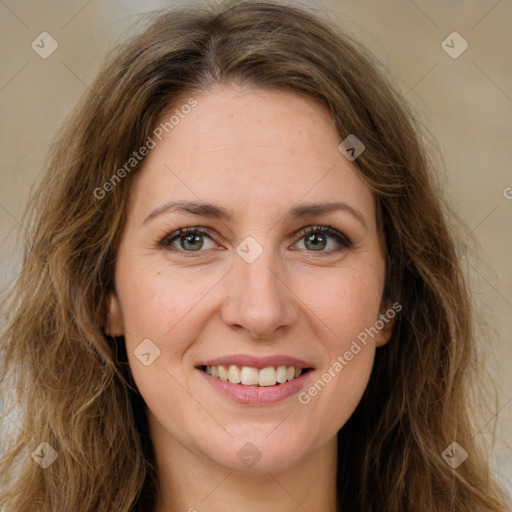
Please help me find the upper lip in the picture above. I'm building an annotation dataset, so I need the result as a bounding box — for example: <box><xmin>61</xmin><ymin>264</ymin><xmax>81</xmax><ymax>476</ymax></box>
<box><xmin>196</xmin><ymin>354</ymin><xmax>314</xmax><ymax>370</ymax></box>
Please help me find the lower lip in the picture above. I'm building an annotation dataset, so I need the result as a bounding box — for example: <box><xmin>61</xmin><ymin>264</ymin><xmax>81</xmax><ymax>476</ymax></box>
<box><xmin>197</xmin><ymin>368</ymin><xmax>313</xmax><ymax>405</ymax></box>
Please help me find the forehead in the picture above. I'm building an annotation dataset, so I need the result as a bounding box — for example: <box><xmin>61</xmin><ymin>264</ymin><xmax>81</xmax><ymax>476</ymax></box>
<box><xmin>130</xmin><ymin>84</ymin><xmax>375</xmax><ymax>224</ymax></box>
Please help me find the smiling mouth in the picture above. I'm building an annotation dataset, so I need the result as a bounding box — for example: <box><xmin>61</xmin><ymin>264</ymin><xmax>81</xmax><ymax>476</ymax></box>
<box><xmin>199</xmin><ymin>364</ymin><xmax>312</xmax><ymax>387</ymax></box>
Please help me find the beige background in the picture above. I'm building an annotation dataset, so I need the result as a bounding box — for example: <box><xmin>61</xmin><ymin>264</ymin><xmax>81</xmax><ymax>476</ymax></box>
<box><xmin>1</xmin><ymin>0</ymin><xmax>511</xmax><ymax>498</ymax></box>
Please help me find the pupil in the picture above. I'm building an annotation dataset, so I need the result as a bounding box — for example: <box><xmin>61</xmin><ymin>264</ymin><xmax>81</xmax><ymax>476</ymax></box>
<box><xmin>182</xmin><ymin>233</ymin><xmax>203</xmax><ymax>251</ymax></box>
<box><xmin>306</xmin><ymin>233</ymin><xmax>326</xmax><ymax>251</ymax></box>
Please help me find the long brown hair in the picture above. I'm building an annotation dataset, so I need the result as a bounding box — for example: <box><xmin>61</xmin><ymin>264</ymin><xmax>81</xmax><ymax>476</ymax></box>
<box><xmin>0</xmin><ymin>1</ymin><xmax>508</xmax><ymax>510</ymax></box>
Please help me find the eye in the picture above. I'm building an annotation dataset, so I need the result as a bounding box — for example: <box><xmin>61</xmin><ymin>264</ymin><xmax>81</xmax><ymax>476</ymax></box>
<box><xmin>292</xmin><ymin>225</ymin><xmax>353</xmax><ymax>253</ymax></box>
<box><xmin>159</xmin><ymin>226</ymin><xmax>219</xmax><ymax>252</ymax></box>
<box><xmin>159</xmin><ymin>224</ymin><xmax>353</xmax><ymax>255</ymax></box>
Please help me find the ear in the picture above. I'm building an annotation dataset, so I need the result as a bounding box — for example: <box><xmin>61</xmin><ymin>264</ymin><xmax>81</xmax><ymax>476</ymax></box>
<box><xmin>105</xmin><ymin>291</ymin><xmax>124</xmax><ymax>337</ymax></box>
<box><xmin>375</xmin><ymin>300</ymin><xmax>398</xmax><ymax>348</ymax></box>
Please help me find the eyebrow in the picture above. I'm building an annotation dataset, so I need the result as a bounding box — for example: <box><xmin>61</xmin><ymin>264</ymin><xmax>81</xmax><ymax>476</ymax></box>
<box><xmin>142</xmin><ymin>199</ymin><xmax>367</xmax><ymax>229</ymax></box>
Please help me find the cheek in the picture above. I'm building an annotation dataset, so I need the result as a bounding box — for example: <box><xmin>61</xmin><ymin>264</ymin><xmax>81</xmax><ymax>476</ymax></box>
<box><xmin>117</xmin><ymin>264</ymin><xmax>210</xmax><ymax>417</ymax></box>
<box><xmin>117</xmin><ymin>259</ymin><xmax>216</xmax><ymax>344</ymax></box>
<box><xmin>306</xmin><ymin>346</ymin><xmax>375</xmax><ymax>441</ymax></box>
<box><xmin>298</xmin><ymin>305</ymin><xmax>378</xmax><ymax>442</ymax></box>
<box><xmin>293</xmin><ymin>262</ymin><xmax>382</xmax><ymax>433</ymax></box>
<box><xmin>302</xmin><ymin>261</ymin><xmax>385</xmax><ymax>344</ymax></box>
<box><xmin>116</xmin><ymin>261</ymin><xmax>225</xmax><ymax>407</ymax></box>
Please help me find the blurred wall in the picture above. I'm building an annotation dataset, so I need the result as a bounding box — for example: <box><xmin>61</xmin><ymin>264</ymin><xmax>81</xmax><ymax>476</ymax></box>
<box><xmin>1</xmin><ymin>0</ymin><xmax>511</xmax><ymax>497</ymax></box>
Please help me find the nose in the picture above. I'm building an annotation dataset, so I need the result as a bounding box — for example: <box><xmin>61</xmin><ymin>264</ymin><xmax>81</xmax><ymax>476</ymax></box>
<box><xmin>220</xmin><ymin>246</ymin><xmax>298</xmax><ymax>340</ymax></box>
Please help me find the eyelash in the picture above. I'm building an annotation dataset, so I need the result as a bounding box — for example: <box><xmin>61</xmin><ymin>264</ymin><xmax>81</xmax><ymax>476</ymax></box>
<box><xmin>158</xmin><ymin>224</ymin><xmax>353</xmax><ymax>256</ymax></box>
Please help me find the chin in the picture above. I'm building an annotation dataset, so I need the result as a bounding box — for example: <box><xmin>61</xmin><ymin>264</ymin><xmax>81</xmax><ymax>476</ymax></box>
<box><xmin>201</xmin><ymin>434</ymin><xmax>308</xmax><ymax>474</ymax></box>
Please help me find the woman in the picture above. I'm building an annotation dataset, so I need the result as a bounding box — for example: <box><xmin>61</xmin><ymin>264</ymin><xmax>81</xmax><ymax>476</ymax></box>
<box><xmin>0</xmin><ymin>1</ymin><xmax>509</xmax><ymax>511</ymax></box>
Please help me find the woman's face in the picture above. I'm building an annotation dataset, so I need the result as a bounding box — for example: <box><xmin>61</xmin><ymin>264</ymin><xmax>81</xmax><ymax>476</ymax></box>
<box><xmin>107</xmin><ymin>84</ymin><xmax>392</xmax><ymax>474</ymax></box>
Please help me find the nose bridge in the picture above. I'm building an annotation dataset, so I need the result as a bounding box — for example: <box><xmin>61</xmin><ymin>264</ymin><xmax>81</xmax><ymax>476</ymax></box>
<box><xmin>220</xmin><ymin>238</ymin><xmax>296</xmax><ymax>338</ymax></box>
<box><xmin>241</xmin><ymin>247</ymin><xmax>280</xmax><ymax>300</ymax></box>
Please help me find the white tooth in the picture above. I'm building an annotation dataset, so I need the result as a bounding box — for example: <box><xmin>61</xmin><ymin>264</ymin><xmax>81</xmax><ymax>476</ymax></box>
<box><xmin>218</xmin><ymin>365</ymin><xmax>228</xmax><ymax>381</ymax></box>
<box><xmin>276</xmin><ymin>365</ymin><xmax>288</xmax><ymax>384</ymax></box>
<box><xmin>240</xmin><ymin>366</ymin><xmax>259</xmax><ymax>385</ymax></box>
<box><xmin>209</xmin><ymin>364</ymin><xmax>300</xmax><ymax>386</ymax></box>
<box><xmin>259</xmin><ymin>367</ymin><xmax>277</xmax><ymax>386</ymax></box>
<box><xmin>228</xmin><ymin>365</ymin><xmax>241</xmax><ymax>384</ymax></box>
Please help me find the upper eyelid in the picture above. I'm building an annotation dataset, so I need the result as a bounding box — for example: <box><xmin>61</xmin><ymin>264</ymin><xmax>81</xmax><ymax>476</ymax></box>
<box><xmin>161</xmin><ymin>225</ymin><xmax>352</xmax><ymax>249</ymax></box>
<box><xmin>162</xmin><ymin>226</ymin><xmax>219</xmax><ymax>243</ymax></box>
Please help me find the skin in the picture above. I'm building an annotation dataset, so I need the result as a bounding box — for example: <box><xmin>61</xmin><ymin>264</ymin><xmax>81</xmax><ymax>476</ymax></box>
<box><xmin>106</xmin><ymin>83</ymin><xmax>393</xmax><ymax>512</ymax></box>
